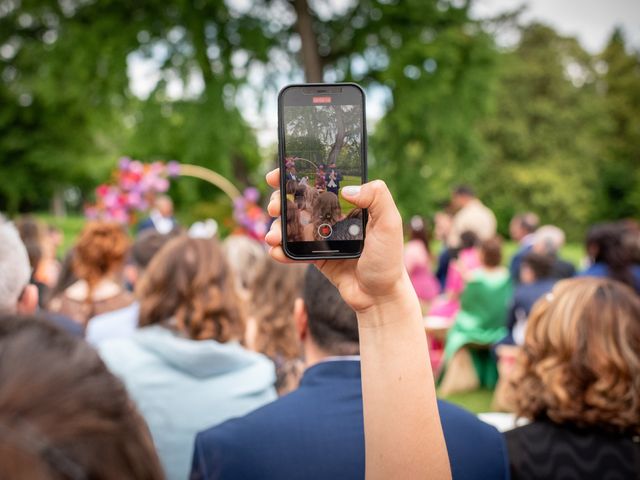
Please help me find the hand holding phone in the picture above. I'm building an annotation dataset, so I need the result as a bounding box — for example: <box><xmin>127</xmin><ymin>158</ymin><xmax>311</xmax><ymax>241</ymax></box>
<box><xmin>265</xmin><ymin>169</ymin><xmax>407</xmax><ymax>314</ymax></box>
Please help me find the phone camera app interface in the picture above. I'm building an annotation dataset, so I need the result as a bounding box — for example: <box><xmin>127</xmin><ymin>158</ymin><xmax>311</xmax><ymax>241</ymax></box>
<box><xmin>283</xmin><ymin>102</ymin><xmax>363</xmax><ymax>243</ymax></box>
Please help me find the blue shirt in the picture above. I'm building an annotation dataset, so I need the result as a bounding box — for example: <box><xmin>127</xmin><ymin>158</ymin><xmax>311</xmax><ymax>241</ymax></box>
<box><xmin>580</xmin><ymin>263</ymin><xmax>640</xmax><ymax>293</ymax></box>
<box><xmin>191</xmin><ymin>360</ymin><xmax>509</xmax><ymax>480</ymax></box>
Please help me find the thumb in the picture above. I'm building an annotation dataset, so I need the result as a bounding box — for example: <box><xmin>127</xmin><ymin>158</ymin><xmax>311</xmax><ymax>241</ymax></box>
<box><xmin>341</xmin><ymin>180</ymin><xmax>401</xmax><ymax>225</ymax></box>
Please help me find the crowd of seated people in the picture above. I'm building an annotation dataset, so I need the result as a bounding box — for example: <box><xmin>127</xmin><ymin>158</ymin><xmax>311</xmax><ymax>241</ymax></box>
<box><xmin>0</xmin><ymin>175</ymin><xmax>639</xmax><ymax>480</ymax></box>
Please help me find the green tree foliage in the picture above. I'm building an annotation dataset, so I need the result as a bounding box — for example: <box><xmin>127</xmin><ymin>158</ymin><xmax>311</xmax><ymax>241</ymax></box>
<box><xmin>593</xmin><ymin>28</ymin><xmax>640</xmax><ymax>221</ymax></box>
<box><xmin>479</xmin><ymin>24</ymin><xmax>610</xmax><ymax>239</ymax></box>
<box><xmin>0</xmin><ymin>0</ymin><xmax>267</xmax><ymax>213</ymax></box>
<box><xmin>274</xmin><ymin>0</ymin><xmax>499</xmax><ymax>218</ymax></box>
<box><xmin>366</xmin><ymin>3</ymin><xmax>498</xmax><ymax>218</ymax></box>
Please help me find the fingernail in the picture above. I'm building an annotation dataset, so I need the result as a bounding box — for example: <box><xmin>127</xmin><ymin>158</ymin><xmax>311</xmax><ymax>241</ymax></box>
<box><xmin>342</xmin><ymin>186</ymin><xmax>361</xmax><ymax>197</ymax></box>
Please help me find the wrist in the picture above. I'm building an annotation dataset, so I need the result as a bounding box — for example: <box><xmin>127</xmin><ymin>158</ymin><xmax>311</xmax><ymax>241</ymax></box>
<box><xmin>356</xmin><ymin>273</ymin><xmax>422</xmax><ymax>328</ymax></box>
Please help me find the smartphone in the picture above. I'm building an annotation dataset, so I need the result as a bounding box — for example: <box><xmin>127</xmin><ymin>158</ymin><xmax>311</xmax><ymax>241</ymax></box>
<box><xmin>278</xmin><ymin>83</ymin><xmax>367</xmax><ymax>260</ymax></box>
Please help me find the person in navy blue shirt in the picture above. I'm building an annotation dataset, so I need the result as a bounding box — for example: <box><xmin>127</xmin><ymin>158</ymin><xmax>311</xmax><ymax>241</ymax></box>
<box><xmin>581</xmin><ymin>222</ymin><xmax>640</xmax><ymax>293</ymax></box>
<box><xmin>191</xmin><ymin>266</ymin><xmax>509</xmax><ymax>480</ymax></box>
<box><xmin>499</xmin><ymin>252</ymin><xmax>557</xmax><ymax>348</ymax></box>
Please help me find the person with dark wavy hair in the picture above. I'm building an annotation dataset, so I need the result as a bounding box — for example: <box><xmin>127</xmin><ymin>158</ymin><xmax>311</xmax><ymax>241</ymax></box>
<box><xmin>0</xmin><ymin>314</ymin><xmax>164</xmax><ymax>480</ymax></box>
<box><xmin>581</xmin><ymin>222</ymin><xmax>640</xmax><ymax>293</ymax></box>
<box><xmin>506</xmin><ymin>277</ymin><xmax>640</xmax><ymax>479</ymax></box>
<box><xmin>98</xmin><ymin>235</ymin><xmax>276</xmax><ymax>480</ymax></box>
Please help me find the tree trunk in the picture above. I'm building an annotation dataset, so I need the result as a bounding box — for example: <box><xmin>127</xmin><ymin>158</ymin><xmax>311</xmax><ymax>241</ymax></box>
<box><xmin>327</xmin><ymin>106</ymin><xmax>345</xmax><ymax>165</ymax></box>
<box><xmin>292</xmin><ymin>0</ymin><xmax>323</xmax><ymax>83</ymax></box>
<box><xmin>51</xmin><ymin>189</ymin><xmax>66</xmax><ymax>217</ymax></box>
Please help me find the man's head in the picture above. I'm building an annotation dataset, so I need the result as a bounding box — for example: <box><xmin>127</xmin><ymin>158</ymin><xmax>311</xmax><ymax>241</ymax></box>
<box><xmin>532</xmin><ymin>225</ymin><xmax>566</xmax><ymax>256</ymax></box>
<box><xmin>451</xmin><ymin>185</ymin><xmax>475</xmax><ymax>211</ymax></box>
<box><xmin>154</xmin><ymin>195</ymin><xmax>174</xmax><ymax>218</ymax></box>
<box><xmin>125</xmin><ymin>230</ymin><xmax>178</xmax><ymax>286</ymax></box>
<box><xmin>520</xmin><ymin>252</ymin><xmax>554</xmax><ymax>284</ymax></box>
<box><xmin>0</xmin><ymin>222</ymin><xmax>38</xmax><ymax>315</ymax></box>
<box><xmin>294</xmin><ymin>266</ymin><xmax>358</xmax><ymax>362</ymax></box>
<box><xmin>509</xmin><ymin>212</ymin><xmax>540</xmax><ymax>242</ymax></box>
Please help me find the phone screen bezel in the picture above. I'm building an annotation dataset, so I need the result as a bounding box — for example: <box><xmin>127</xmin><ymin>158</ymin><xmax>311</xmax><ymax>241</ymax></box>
<box><xmin>278</xmin><ymin>83</ymin><xmax>367</xmax><ymax>260</ymax></box>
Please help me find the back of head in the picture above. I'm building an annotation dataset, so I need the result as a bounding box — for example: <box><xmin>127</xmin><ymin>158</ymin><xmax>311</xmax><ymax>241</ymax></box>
<box><xmin>286</xmin><ymin>200</ymin><xmax>303</xmax><ymax>242</ymax></box>
<box><xmin>453</xmin><ymin>185</ymin><xmax>475</xmax><ymax>198</ymax></box>
<box><xmin>0</xmin><ymin>314</ymin><xmax>164</xmax><ymax>479</ymax></box>
<box><xmin>73</xmin><ymin>222</ymin><xmax>130</xmax><ymax>288</ymax></box>
<box><xmin>512</xmin><ymin>277</ymin><xmax>640</xmax><ymax>434</ymax></box>
<box><xmin>533</xmin><ymin>225</ymin><xmax>565</xmax><ymax>255</ymax></box>
<box><xmin>480</xmin><ymin>236</ymin><xmax>502</xmax><ymax>268</ymax></box>
<box><xmin>138</xmin><ymin>235</ymin><xmax>244</xmax><ymax>342</ymax></box>
<box><xmin>154</xmin><ymin>195</ymin><xmax>174</xmax><ymax>218</ymax></box>
<box><xmin>249</xmin><ymin>257</ymin><xmax>307</xmax><ymax>359</ymax></box>
<box><xmin>521</xmin><ymin>252</ymin><xmax>554</xmax><ymax>281</ymax></box>
<box><xmin>131</xmin><ymin>230</ymin><xmax>179</xmax><ymax>270</ymax></box>
<box><xmin>409</xmin><ymin>216</ymin><xmax>430</xmax><ymax>251</ymax></box>
<box><xmin>15</xmin><ymin>216</ymin><xmax>43</xmax><ymax>244</ymax></box>
<box><xmin>511</xmin><ymin>212</ymin><xmax>540</xmax><ymax>239</ymax></box>
<box><xmin>303</xmin><ymin>266</ymin><xmax>358</xmax><ymax>356</ymax></box>
<box><xmin>46</xmin><ymin>249</ymin><xmax>77</xmax><ymax>307</ymax></box>
<box><xmin>621</xmin><ymin>220</ymin><xmax>640</xmax><ymax>264</ymax></box>
<box><xmin>24</xmin><ymin>240</ymin><xmax>43</xmax><ymax>272</ymax></box>
<box><xmin>459</xmin><ymin>230</ymin><xmax>479</xmax><ymax>250</ymax></box>
<box><xmin>313</xmin><ymin>192</ymin><xmax>341</xmax><ymax>225</ymax></box>
<box><xmin>222</xmin><ymin>235</ymin><xmax>266</xmax><ymax>294</ymax></box>
<box><xmin>586</xmin><ymin>223</ymin><xmax>634</xmax><ymax>288</ymax></box>
<box><xmin>0</xmin><ymin>222</ymin><xmax>31</xmax><ymax>313</ymax></box>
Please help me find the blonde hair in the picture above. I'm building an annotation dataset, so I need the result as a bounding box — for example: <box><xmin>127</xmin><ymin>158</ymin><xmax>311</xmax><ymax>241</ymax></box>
<box><xmin>511</xmin><ymin>277</ymin><xmax>640</xmax><ymax>434</ymax></box>
<box><xmin>249</xmin><ymin>257</ymin><xmax>306</xmax><ymax>359</ymax></box>
<box><xmin>137</xmin><ymin>235</ymin><xmax>245</xmax><ymax>342</ymax></box>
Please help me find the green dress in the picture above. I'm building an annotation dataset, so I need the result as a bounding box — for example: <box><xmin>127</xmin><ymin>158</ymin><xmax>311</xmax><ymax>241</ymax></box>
<box><xmin>442</xmin><ymin>268</ymin><xmax>512</xmax><ymax>388</ymax></box>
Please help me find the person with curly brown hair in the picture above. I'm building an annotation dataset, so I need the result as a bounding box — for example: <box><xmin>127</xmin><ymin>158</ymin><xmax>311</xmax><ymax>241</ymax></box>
<box><xmin>48</xmin><ymin>221</ymin><xmax>134</xmax><ymax>326</ymax></box>
<box><xmin>97</xmin><ymin>235</ymin><xmax>276</xmax><ymax>480</ymax></box>
<box><xmin>245</xmin><ymin>256</ymin><xmax>307</xmax><ymax>395</ymax></box>
<box><xmin>505</xmin><ymin>277</ymin><xmax>640</xmax><ymax>479</ymax></box>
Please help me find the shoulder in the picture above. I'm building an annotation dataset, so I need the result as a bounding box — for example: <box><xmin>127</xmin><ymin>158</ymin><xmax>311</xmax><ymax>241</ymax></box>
<box><xmin>438</xmin><ymin>400</ymin><xmax>509</xmax><ymax>479</ymax></box>
<box><xmin>86</xmin><ymin>303</ymin><xmax>139</xmax><ymax>345</ymax></box>
<box><xmin>193</xmin><ymin>390</ymin><xmax>308</xmax><ymax>477</ymax></box>
<box><xmin>97</xmin><ymin>334</ymin><xmax>148</xmax><ymax>371</ymax></box>
<box><xmin>580</xmin><ymin>263</ymin><xmax>608</xmax><ymax>277</ymax></box>
<box><xmin>438</xmin><ymin>400</ymin><xmax>502</xmax><ymax>439</ymax></box>
<box><xmin>198</xmin><ymin>388</ymin><xmax>308</xmax><ymax>445</ymax></box>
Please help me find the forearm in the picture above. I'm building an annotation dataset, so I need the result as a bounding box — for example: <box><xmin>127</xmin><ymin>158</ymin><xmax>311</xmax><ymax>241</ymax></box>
<box><xmin>357</xmin><ymin>274</ymin><xmax>451</xmax><ymax>480</ymax></box>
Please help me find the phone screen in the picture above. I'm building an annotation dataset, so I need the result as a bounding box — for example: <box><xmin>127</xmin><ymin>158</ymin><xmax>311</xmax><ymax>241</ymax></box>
<box><xmin>279</xmin><ymin>84</ymin><xmax>366</xmax><ymax>259</ymax></box>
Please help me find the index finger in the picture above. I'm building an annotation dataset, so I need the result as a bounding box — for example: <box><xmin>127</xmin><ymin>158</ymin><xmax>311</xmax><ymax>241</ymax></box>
<box><xmin>266</xmin><ymin>168</ymin><xmax>280</xmax><ymax>189</ymax></box>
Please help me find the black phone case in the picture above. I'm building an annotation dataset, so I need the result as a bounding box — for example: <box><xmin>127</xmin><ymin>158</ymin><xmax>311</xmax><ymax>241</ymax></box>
<box><xmin>277</xmin><ymin>82</ymin><xmax>368</xmax><ymax>261</ymax></box>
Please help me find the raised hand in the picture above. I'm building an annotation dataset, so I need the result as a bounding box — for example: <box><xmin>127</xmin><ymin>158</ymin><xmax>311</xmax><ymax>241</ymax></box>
<box><xmin>264</xmin><ymin>168</ymin><xmax>408</xmax><ymax>314</ymax></box>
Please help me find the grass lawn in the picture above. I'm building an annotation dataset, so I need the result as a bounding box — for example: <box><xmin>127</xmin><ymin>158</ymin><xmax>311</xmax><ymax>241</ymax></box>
<box><xmin>338</xmin><ymin>175</ymin><xmax>362</xmax><ymax>213</ymax></box>
<box><xmin>440</xmin><ymin>389</ymin><xmax>495</xmax><ymax>414</ymax></box>
<box><xmin>35</xmin><ymin>213</ymin><xmax>87</xmax><ymax>256</ymax></box>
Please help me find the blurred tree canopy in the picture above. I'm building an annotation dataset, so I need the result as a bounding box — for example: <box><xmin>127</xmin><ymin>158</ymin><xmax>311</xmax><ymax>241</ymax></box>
<box><xmin>1</xmin><ymin>0</ymin><xmax>638</xmax><ymax>238</ymax></box>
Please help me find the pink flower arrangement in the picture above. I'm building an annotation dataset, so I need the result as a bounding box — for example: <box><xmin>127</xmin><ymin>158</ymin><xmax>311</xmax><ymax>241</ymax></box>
<box><xmin>85</xmin><ymin>157</ymin><xmax>180</xmax><ymax>224</ymax></box>
<box><xmin>232</xmin><ymin>187</ymin><xmax>269</xmax><ymax>241</ymax></box>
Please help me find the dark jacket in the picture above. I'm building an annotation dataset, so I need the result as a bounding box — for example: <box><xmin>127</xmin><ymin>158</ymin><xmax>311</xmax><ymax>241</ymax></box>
<box><xmin>191</xmin><ymin>360</ymin><xmax>509</xmax><ymax>480</ymax></box>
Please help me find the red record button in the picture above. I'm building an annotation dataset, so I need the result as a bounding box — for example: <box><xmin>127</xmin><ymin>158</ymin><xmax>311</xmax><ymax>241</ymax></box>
<box><xmin>318</xmin><ymin>223</ymin><xmax>332</xmax><ymax>239</ymax></box>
